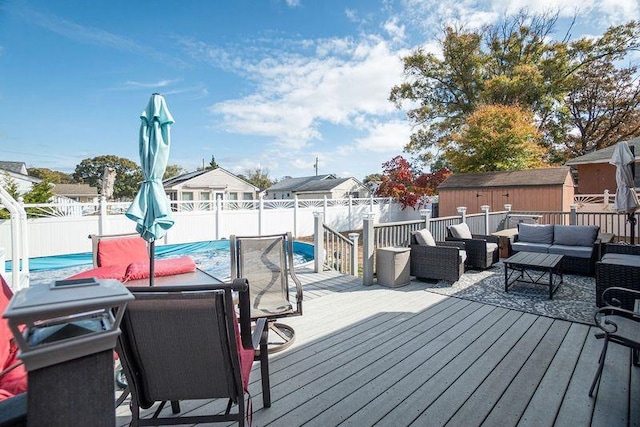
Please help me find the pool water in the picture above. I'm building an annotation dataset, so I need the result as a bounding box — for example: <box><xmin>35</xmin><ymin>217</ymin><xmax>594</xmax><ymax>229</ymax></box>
<box><xmin>24</xmin><ymin>240</ymin><xmax>314</xmax><ymax>287</ymax></box>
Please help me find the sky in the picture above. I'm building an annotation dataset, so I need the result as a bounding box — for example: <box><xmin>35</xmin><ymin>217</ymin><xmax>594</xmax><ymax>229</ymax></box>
<box><xmin>1</xmin><ymin>0</ymin><xmax>639</xmax><ymax>182</ymax></box>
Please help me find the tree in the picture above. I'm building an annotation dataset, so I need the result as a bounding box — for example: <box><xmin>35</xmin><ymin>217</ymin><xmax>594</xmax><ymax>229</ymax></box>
<box><xmin>164</xmin><ymin>164</ymin><xmax>185</xmax><ymax>180</ymax></box>
<box><xmin>238</xmin><ymin>167</ymin><xmax>274</xmax><ymax>190</ymax></box>
<box><xmin>390</xmin><ymin>12</ymin><xmax>640</xmax><ymax>169</ymax></box>
<box><xmin>414</xmin><ymin>167</ymin><xmax>452</xmax><ymax>196</ymax></box>
<box><xmin>446</xmin><ymin>104</ymin><xmax>546</xmax><ymax>172</ymax></box>
<box><xmin>27</xmin><ymin>168</ymin><xmax>74</xmax><ymax>183</ymax></box>
<box><xmin>363</xmin><ymin>173</ymin><xmax>382</xmax><ymax>184</ymax></box>
<box><xmin>0</xmin><ymin>172</ymin><xmax>20</xmax><ymax>219</ymax></box>
<box><xmin>22</xmin><ymin>180</ymin><xmax>55</xmax><ymax>203</ymax></box>
<box><xmin>73</xmin><ymin>155</ymin><xmax>142</xmax><ymax>200</ymax></box>
<box><xmin>375</xmin><ymin>156</ymin><xmax>422</xmax><ymax>209</ymax></box>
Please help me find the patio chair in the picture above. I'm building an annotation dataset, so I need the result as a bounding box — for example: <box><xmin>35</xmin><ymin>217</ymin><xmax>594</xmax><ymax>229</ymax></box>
<box><xmin>446</xmin><ymin>222</ymin><xmax>499</xmax><ymax>269</ymax></box>
<box><xmin>409</xmin><ymin>229</ymin><xmax>466</xmax><ymax>283</ymax></box>
<box><xmin>230</xmin><ymin>232</ymin><xmax>303</xmax><ymax>353</ymax></box>
<box><xmin>589</xmin><ymin>286</ymin><xmax>640</xmax><ymax>397</ymax></box>
<box><xmin>116</xmin><ymin>279</ymin><xmax>270</xmax><ymax>426</ymax></box>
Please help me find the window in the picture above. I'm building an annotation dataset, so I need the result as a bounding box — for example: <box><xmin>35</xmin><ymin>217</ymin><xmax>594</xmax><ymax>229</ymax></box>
<box><xmin>200</xmin><ymin>192</ymin><xmax>210</xmax><ymax>200</ymax></box>
<box><xmin>229</xmin><ymin>192</ymin><xmax>238</xmax><ymax>200</ymax></box>
<box><xmin>243</xmin><ymin>192</ymin><xmax>254</xmax><ymax>200</ymax></box>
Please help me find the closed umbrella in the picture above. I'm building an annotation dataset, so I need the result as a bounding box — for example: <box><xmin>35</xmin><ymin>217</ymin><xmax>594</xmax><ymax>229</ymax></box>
<box><xmin>126</xmin><ymin>93</ymin><xmax>175</xmax><ymax>285</ymax></box>
<box><xmin>609</xmin><ymin>141</ymin><xmax>639</xmax><ymax>242</ymax></box>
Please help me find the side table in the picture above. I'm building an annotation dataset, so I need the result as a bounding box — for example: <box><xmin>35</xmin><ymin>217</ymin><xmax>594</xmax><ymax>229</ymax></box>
<box><xmin>376</xmin><ymin>247</ymin><xmax>411</xmax><ymax>287</ymax></box>
<box><xmin>491</xmin><ymin>228</ymin><xmax>519</xmax><ymax>258</ymax></box>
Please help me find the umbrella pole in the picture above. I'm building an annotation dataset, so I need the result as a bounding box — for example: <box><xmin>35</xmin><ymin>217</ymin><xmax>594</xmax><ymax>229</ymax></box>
<box><xmin>149</xmin><ymin>239</ymin><xmax>155</xmax><ymax>286</ymax></box>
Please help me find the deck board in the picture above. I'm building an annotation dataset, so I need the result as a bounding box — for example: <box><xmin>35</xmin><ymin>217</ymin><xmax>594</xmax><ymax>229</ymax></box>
<box><xmin>115</xmin><ymin>269</ymin><xmax>640</xmax><ymax>427</ymax></box>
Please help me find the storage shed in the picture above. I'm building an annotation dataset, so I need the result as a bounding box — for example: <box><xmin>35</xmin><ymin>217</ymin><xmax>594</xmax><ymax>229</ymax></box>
<box><xmin>565</xmin><ymin>137</ymin><xmax>640</xmax><ymax>194</ymax></box>
<box><xmin>437</xmin><ymin>167</ymin><xmax>575</xmax><ymax>216</ymax></box>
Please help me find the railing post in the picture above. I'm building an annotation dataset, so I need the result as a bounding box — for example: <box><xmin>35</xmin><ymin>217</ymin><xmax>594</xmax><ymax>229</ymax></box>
<box><xmin>348</xmin><ymin>195</ymin><xmax>353</xmax><ymax>231</ymax></box>
<box><xmin>215</xmin><ymin>195</ymin><xmax>221</xmax><ymax>240</ymax></box>
<box><xmin>504</xmin><ymin>203</ymin><xmax>512</xmax><ymax>228</ymax></box>
<box><xmin>604</xmin><ymin>189</ymin><xmax>610</xmax><ymax>208</ymax></box>
<box><xmin>456</xmin><ymin>206</ymin><xmax>467</xmax><ymax>223</ymax></box>
<box><xmin>363</xmin><ymin>212</ymin><xmax>375</xmax><ymax>286</ymax></box>
<box><xmin>259</xmin><ymin>193</ymin><xmax>264</xmax><ymax>236</ymax></box>
<box><xmin>313</xmin><ymin>212</ymin><xmax>324</xmax><ymax>273</ymax></box>
<box><xmin>99</xmin><ymin>195</ymin><xmax>107</xmax><ymax>235</ymax></box>
<box><xmin>419</xmin><ymin>208</ymin><xmax>431</xmax><ymax>229</ymax></box>
<box><xmin>349</xmin><ymin>232</ymin><xmax>359</xmax><ymax>277</ymax></box>
<box><xmin>481</xmin><ymin>205</ymin><xmax>490</xmax><ymax>234</ymax></box>
<box><xmin>570</xmin><ymin>204</ymin><xmax>578</xmax><ymax>225</ymax></box>
<box><xmin>323</xmin><ymin>196</ymin><xmax>328</xmax><ymax>225</ymax></box>
<box><xmin>293</xmin><ymin>195</ymin><xmax>298</xmax><ymax>238</ymax></box>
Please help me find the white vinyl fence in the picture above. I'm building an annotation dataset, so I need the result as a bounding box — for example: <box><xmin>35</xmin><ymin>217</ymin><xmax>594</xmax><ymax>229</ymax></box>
<box><xmin>1</xmin><ymin>196</ymin><xmax>425</xmax><ymax>259</ymax></box>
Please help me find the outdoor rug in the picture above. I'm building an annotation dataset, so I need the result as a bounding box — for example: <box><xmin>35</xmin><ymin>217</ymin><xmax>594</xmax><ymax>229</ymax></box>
<box><xmin>417</xmin><ymin>262</ymin><xmax>597</xmax><ymax>325</ymax></box>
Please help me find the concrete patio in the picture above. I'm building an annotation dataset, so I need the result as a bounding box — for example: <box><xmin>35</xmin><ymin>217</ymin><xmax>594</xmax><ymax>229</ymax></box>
<box><xmin>115</xmin><ymin>268</ymin><xmax>640</xmax><ymax>426</ymax></box>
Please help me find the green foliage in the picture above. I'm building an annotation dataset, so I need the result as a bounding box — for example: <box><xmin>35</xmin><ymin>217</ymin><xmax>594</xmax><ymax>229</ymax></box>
<box><xmin>447</xmin><ymin>104</ymin><xmax>546</xmax><ymax>172</ymax></box>
<box><xmin>390</xmin><ymin>11</ymin><xmax>640</xmax><ymax>170</ymax></box>
<box><xmin>22</xmin><ymin>181</ymin><xmax>54</xmax><ymax>203</ymax></box>
<box><xmin>363</xmin><ymin>173</ymin><xmax>382</xmax><ymax>184</ymax></box>
<box><xmin>163</xmin><ymin>164</ymin><xmax>186</xmax><ymax>180</ymax></box>
<box><xmin>0</xmin><ymin>172</ymin><xmax>20</xmax><ymax>219</ymax></box>
<box><xmin>73</xmin><ymin>155</ymin><xmax>142</xmax><ymax>200</ymax></box>
<box><xmin>238</xmin><ymin>167</ymin><xmax>274</xmax><ymax>190</ymax></box>
<box><xmin>27</xmin><ymin>168</ymin><xmax>74</xmax><ymax>184</ymax></box>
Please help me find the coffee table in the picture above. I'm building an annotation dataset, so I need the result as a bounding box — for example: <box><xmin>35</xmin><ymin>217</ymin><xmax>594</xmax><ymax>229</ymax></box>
<box><xmin>504</xmin><ymin>251</ymin><xmax>563</xmax><ymax>299</ymax></box>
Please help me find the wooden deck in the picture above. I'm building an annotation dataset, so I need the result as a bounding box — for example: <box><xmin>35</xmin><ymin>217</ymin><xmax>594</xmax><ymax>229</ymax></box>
<box><xmin>116</xmin><ymin>269</ymin><xmax>640</xmax><ymax>426</ymax></box>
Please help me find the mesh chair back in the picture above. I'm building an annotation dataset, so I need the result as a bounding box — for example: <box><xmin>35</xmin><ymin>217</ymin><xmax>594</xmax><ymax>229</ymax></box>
<box><xmin>117</xmin><ymin>289</ymin><xmax>243</xmax><ymax>409</ymax></box>
<box><xmin>236</xmin><ymin>235</ymin><xmax>292</xmax><ymax>318</ymax></box>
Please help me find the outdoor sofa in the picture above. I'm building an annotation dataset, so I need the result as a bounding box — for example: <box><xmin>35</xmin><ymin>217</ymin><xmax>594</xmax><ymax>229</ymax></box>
<box><xmin>511</xmin><ymin>223</ymin><xmax>601</xmax><ymax>275</ymax></box>
<box><xmin>595</xmin><ymin>244</ymin><xmax>640</xmax><ymax>309</ymax></box>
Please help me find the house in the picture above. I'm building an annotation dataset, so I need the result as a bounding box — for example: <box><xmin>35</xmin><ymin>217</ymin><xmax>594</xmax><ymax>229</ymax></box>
<box><xmin>265</xmin><ymin>174</ymin><xmax>370</xmax><ymax>199</ymax></box>
<box><xmin>51</xmin><ymin>183</ymin><xmax>98</xmax><ymax>203</ymax></box>
<box><xmin>163</xmin><ymin>168</ymin><xmax>260</xmax><ymax>203</ymax></box>
<box><xmin>565</xmin><ymin>137</ymin><xmax>640</xmax><ymax>194</ymax></box>
<box><xmin>437</xmin><ymin>167</ymin><xmax>575</xmax><ymax>216</ymax></box>
<box><xmin>0</xmin><ymin>161</ymin><xmax>41</xmax><ymax>194</ymax></box>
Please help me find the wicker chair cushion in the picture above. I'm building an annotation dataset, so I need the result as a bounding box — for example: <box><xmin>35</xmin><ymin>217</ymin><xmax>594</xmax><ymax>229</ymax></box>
<box><xmin>600</xmin><ymin>253</ymin><xmax>640</xmax><ymax>267</ymax></box>
<box><xmin>518</xmin><ymin>223</ymin><xmax>554</xmax><ymax>244</ymax></box>
<box><xmin>486</xmin><ymin>242</ymin><xmax>499</xmax><ymax>253</ymax></box>
<box><xmin>553</xmin><ymin>225</ymin><xmax>599</xmax><ymax>247</ymax></box>
<box><xmin>413</xmin><ymin>229</ymin><xmax>436</xmax><ymax>246</ymax></box>
<box><xmin>449</xmin><ymin>223</ymin><xmax>472</xmax><ymax>239</ymax></box>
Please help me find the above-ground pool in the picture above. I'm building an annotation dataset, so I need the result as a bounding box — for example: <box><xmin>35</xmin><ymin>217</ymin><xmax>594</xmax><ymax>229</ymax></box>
<box><xmin>19</xmin><ymin>240</ymin><xmax>314</xmax><ymax>287</ymax></box>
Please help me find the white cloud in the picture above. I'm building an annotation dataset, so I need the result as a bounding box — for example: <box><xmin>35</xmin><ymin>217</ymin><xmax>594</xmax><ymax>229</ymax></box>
<box><xmin>353</xmin><ymin>120</ymin><xmax>413</xmax><ymax>152</ymax></box>
<box><xmin>208</xmin><ymin>36</ymin><xmax>404</xmax><ymax>150</ymax></box>
<box><xmin>285</xmin><ymin>0</ymin><xmax>301</xmax><ymax>7</ymax></box>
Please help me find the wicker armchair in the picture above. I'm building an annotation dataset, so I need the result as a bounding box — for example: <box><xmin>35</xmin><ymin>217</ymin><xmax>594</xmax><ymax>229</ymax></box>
<box><xmin>409</xmin><ymin>234</ymin><xmax>466</xmax><ymax>283</ymax></box>
<box><xmin>596</xmin><ymin>244</ymin><xmax>640</xmax><ymax>309</ymax></box>
<box><xmin>445</xmin><ymin>224</ymin><xmax>499</xmax><ymax>270</ymax></box>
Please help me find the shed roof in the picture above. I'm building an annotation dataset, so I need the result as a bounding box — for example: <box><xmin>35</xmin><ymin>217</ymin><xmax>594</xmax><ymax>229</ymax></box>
<box><xmin>565</xmin><ymin>137</ymin><xmax>640</xmax><ymax>166</ymax></box>
<box><xmin>438</xmin><ymin>167</ymin><xmax>572</xmax><ymax>190</ymax></box>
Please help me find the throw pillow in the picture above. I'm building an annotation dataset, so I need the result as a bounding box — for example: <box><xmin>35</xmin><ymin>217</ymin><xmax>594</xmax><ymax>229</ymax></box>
<box><xmin>518</xmin><ymin>224</ymin><xmax>554</xmax><ymax>244</ymax></box>
<box><xmin>413</xmin><ymin>229</ymin><xmax>436</xmax><ymax>246</ymax></box>
<box><xmin>449</xmin><ymin>223</ymin><xmax>472</xmax><ymax>239</ymax></box>
<box><xmin>124</xmin><ymin>256</ymin><xmax>197</xmax><ymax>282</ymax></box>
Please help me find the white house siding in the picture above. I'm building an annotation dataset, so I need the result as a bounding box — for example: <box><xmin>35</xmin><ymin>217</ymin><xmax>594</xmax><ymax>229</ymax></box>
<box><xmin>165</xmin><ymin>169</ymin><xmax>259</xmax><ymax>202</ymax></box>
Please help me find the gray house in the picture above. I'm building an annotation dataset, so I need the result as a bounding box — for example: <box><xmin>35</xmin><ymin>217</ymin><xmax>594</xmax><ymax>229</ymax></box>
<box><xmin>265</xmin><ymin>174</ymin><xmax>370</xmax><ymax>199</ymax></box>
<box><xmin>0</xmin><ymin>161</ymin><xmax>41</xmax><ymax>194</ymax></box>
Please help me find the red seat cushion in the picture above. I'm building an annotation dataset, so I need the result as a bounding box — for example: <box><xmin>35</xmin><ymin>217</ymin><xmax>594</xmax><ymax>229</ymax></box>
<box><xmin>66</xmin><ymin>264</ymin><xmax>128</xmax><ymax>281</ymax></box>
<box><xmin>123</xmin><ymin>257</ymin><xmax>196</xmax><ymax>282</ymax></box>
<box><xmin>97</xmin><ymin>237</ymin><xmax>148</xmax><ymax>267</ymax></box>
<box><xmin>232</xmin><ymin>309</ymin><xmax>254</xmax><ymax>391</ymax></box>
<box><xmin>0</xmin><ymin>275</ymin><xmax>27</xmax><ymax>401</ymax></box>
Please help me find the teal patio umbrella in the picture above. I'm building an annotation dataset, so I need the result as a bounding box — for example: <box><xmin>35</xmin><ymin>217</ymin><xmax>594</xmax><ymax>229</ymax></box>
<box><xmin>126</xmin><ymin>93</ymin><xmax>175</xmax><ymax>285</ymax></box>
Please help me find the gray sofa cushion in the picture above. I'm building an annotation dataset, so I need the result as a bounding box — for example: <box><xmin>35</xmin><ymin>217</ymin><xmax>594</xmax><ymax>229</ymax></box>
<box><xmin>511</xmin><ymin>242</ymin><xmax>551</xmax><ymax>254</ymax></box>
<box><xmin>600</xmin><ymin>253</ymin><xmax>640</xmax><ymax>267</ymax></box>
<box><xmin>518</xmin><ymin>224</ymin><xmax>554</xmax><ymax>244</ymax></box>
<box><xmin>548</xmin><ymin>244</ymin><xmax>593</xmax><ymax>259</ymax></box>
<box><xmin>553</xmin><ymin>225</ymin><xmax>599</xmax><ymax>247</ymax></box>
